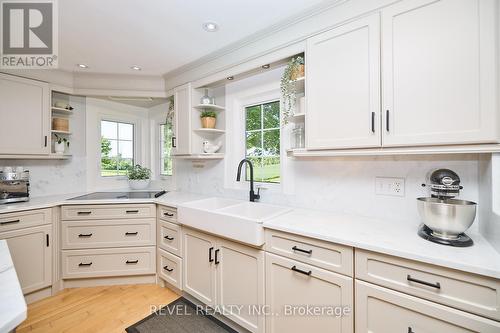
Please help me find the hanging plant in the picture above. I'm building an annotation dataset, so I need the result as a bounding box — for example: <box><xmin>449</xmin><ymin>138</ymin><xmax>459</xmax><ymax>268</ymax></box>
<box><xmin>280</xmin><ymin>56</ymin><xmax>304</xmax><ymax>125</ymax></box>
<box><xmin>166</xmin><ymin>96</ymin><xmax>174</xmax><ymax>124</ymax></box>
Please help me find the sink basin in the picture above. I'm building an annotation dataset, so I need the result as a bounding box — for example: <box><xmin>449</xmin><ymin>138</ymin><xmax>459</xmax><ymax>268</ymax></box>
<box><xmin>178</xmin><ymin>198</ymin><xmax>291</xmax><ymax>246</ymax></box>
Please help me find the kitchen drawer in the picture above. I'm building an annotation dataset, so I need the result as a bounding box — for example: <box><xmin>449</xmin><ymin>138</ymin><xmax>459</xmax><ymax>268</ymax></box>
<box><xmin>158</xmin><ymin>248</ymin><xmax>182</xmax><ymax>290</ymax></box>
<box><xmin>61</xmin><ymin>247</ymin><xmax>155</xmax><ymax>279</ymax></box>
<box><xmin>355</xmin><ymin>280</ymin><xmax>500</xmax><ymax>333</ymax></box>
<box><xmin>158</xmin><ymin>206</ymin><xmax>177</xmax><ymax>223</ymax></box>
<box><xmin>61</xmin><ymin>218</ymin><xmax>156</xmax><ymax>250</ymax></box>
<box><xmin>158</xmin><ymin>220</ymin><xmax>182</xmax><ymax>256</ymax></box>
<box><xmin>61</xmin><ymin>204</ymin><xmax>156</xmax><ymax>221</ymax></box>
<box><xmin>0</xmin><ymin>208</ymin><xmax>51</xmax><ymax>232</ymax></box>
<box><xmin>265</xmin><ymin>229</ymin><xmax>353</xmax><ymax>277</ymax></box>
<box><xmin>355</xmin><ymin>249</ymin><xmax>500</xmax><ymax>321</ymax></box>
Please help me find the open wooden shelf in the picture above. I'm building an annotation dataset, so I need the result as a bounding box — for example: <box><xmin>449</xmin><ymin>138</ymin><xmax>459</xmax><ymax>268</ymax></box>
<box><xmin>193</xmin><ymin>104</ymin><xmax>225</xmax><ymax>111</ymax></box>
<box><xmin>193</xmin><ymin>128</ymin><xmax>226</xmax><ymax>135</ymax></box>
<box><xmin>51</xmin><ymin>130</ymin><xmax>72</xmax><ymax>135</ymax></box>
<box><xmin>51</xmin><ymin>107</ymin><xmax>73</xmax><ymax>114</ymax></box>
<box><xmin>173</xmin><ymin>153</ymin><xmax>224</xmax><ymax>160</ymax></box>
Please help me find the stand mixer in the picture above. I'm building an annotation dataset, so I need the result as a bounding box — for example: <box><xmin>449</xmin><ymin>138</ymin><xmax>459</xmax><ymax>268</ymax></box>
<box><xmin>417</xmin><ymin>169</ymin><xmax>476</xmax><ymax>247</ymax></box>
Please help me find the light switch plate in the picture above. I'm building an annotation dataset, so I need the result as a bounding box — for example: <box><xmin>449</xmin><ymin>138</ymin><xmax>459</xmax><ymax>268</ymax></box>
<box><xmin>375</xmin><ymin>177</ymin><xmax>405</xmax><ymax>197</ymax></box>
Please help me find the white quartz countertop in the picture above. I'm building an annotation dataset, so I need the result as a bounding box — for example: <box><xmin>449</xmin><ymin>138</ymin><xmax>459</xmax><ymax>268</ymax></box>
<box><xmin>263</xmin><ymin>209</ymin><xmax>500</xmax><ymax>280</ymax></box>
<box><xmin>0</xmin><ymin>240</ymin><xmax>27</xmax><ymax>333</ymax></box>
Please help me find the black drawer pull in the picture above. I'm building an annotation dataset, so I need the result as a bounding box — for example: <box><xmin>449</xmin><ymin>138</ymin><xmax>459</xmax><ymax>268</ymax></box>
<box><xmin>214</xmin><ymin>249</ymin><xmax>220</xmax><ymax>265</ymax></box>
<box><xmin>291</xmin><ymin>265</ymin><xmax>312</xmax><ymax>276</ymax></box>
<box><xmin>292</xmin><ymin>246</ymin><xmax>312</xmax><ymax>255</ymax></box>
<box><xmin>77</xmin><ymin>211</ymin><xmax>92</xmax><ymax>215</ymax></box>
<box><xmin>408</xmin><ymin>328</ymin><xmax>415</xmax><ymax>333</ymax></box>
<box><xmin>79</xmin><ymin>262</ymin><xmax>92</xmax><ymax>266</ymax></box>
<box><xmin>164</xmin><ymin>212</ymin><xmax>174</xmax><ymax>217</ymax></box>
<box><xmin>208</xmin><ymin>247</ymin><xmax>214</xmax><ymax>263</ymax></box>
<box><xmin>125</xmin><ymin>232</ymin><xmax>138</xmax><ymax>236</ymax></box>
<box><xmin>386</xmin><ymin>110</ymin><xmax>390</xmax><ymax>132</ymax></box>
<box><xmin>163</xmin><ymin>265</ymin><xmax>174</xmax><ymax>272</ymax></box>
<box><xmin>371</xmin><ymin>111</ymin><xmax>375</xmax><ymax>133</ymax></box>
<box><xmin>0</xmin><ymin>219</ymin><xmax>20</xmax><ymax>225</ymax></box>
<box><xmin>164</xmin><ymin>235</ymin><xmax>174</xmax><ymax>241</ymax></box>
<box><xmin>407</xmin><ymin>275</ymin><xmax>441</xmax><ymax>289</ymax></box>
<box><xmin>126</xmin><ymin>210</ymin><xmax>139</xmax><ymax>214</ymax></box>
<box><xmin>126</xmin><ymin>260</ymin><xmax>139</xmax><ymax>264</ymax></box>
<box><xmin>78</xmin><ymin>233</ymin><xmax>93</xmax><ymax>238</ymax></box>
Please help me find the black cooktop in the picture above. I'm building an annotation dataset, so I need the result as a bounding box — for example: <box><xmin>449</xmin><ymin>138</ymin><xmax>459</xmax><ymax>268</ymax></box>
<box><xmin>69</xmin><ymin>191</ymin><xmax>167</xmax><ymax>200</ymax></box>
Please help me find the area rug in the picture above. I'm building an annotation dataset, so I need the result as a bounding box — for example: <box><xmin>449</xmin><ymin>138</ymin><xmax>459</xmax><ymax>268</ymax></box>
<box><xmin>125</xmin><ymin>297</ymin><xmax>239</xmax><ymax>333</ymax></box>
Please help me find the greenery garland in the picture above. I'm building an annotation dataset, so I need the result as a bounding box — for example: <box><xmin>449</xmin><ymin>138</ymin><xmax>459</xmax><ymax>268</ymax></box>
<box><xmin>280</xmin><ymin>56</ymin><xmax>304</xmax><ymax>125</ymax></box>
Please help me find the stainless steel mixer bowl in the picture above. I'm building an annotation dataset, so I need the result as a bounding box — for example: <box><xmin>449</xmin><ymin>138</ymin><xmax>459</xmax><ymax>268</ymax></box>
<box><xmin>417</xmin><ymin>197</ymin><xmax>477</xmax><ymax>240</ymax></box>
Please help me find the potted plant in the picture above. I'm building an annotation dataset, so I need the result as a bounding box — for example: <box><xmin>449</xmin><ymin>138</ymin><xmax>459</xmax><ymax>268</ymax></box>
<box><xmin>127</xmin><ymin>164</ymin><xmax>152</xmax><ymax>190</ymax></box>
<box><xmin>200</xmin><ymin>110</ymin><xmax>217</xmax><ymax>129</ymax></box>
<box><xmin>280</xmin><ymin>55</ymin><xmax>305</xmax><ymax>125</ymax></box>
<box><xmin>54</xmin><ymin>134</ymin><xmax>69</xmax><ymax>154</ymax></box>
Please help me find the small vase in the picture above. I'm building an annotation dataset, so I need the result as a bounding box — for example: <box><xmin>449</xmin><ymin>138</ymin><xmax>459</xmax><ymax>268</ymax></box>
<box><xmin>200</xmin><ymin>89</ymin><xmax>212</xmax><ymax>105</ymax></box>
<box><xmin>291</xmin><ymin>64</ymin><xmax>305</xmax><ymax>80</ymax></box>
<box><xmin>201</xmin><ymin>117</ymin><xmax>216</xmax><ymax>129</ymax></box>
<box><xmin>54</xmin><ymin>142</ymin><xmax>65</xmax><ymax>154</ymax></box>
<box><xmin>129</xmin><ymin>179</ymin><xmax>150</xmax><ymax>190</ymax></box>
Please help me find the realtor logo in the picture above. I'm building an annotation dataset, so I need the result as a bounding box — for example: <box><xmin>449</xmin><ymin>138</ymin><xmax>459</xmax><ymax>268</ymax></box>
<box><xmin>1</xmin><ymin>0</ymin><xmax>58</xmax><ymax>68</ymax></box>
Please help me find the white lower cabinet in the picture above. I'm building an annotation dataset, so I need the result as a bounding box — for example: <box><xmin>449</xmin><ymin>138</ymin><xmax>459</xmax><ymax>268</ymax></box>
<box><xmin>183</xmin><ymin>228</ymin><xmax>265</xmax><ymax>333</ymax></box>
<box><xmin>265</xmin><ymin>253</ymin><xmax>353</xmax><ymax>333</ymax></box>
<box><xmin>0</xmin><ymin>225</ymin><xmax>52</xmax><ymax>294</ymax></box>
<box><xmin>355</xmin><ymin>280</ymin><xmax>500</xmax><ymax>332</ymax></box>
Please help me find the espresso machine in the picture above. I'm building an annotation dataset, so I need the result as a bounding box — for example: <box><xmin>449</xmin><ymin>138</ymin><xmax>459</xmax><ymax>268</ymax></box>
<box><xmin>0</xmin><ymin>169</ymin><xmax>30</xmax><ymax>204</ymax></box>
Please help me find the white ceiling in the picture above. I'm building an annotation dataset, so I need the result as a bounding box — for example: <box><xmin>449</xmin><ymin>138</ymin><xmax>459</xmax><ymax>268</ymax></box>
<box><xmin>59</xmin><ymin>0</ymin><xmax>330</xmax><ymax>76</ymax></box>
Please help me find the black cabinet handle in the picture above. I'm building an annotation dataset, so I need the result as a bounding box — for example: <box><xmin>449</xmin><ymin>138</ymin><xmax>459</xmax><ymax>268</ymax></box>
<box><xmin>79</xmin><ymin>262</ymin><xmax>92</xmax><ymax>266</ymax></box>
<box><xmin>371</xmin><ymin>112</ymin><xmax>375</xmax><ymax>133</ymax></box>
<box><xmin>164</xmin><ymin>235</ymin><xmax>174</xmax><ymax>241</ymax></box>
<box><xmin>77</xmin><ymin>211</ymin><xmax>92</xmax><ymax>215</ymax></box>
<box><xmin>125</xmin><ymin>232</ymin><xmax>138</xmax><ymax>236</ymax></box>
<box><xmin>386</xmin><ymin>110</ymin><xmax>390</xmax><ymax>132</ymax></box>
<box><xmin>46</xmin><ymin>234</ymin><xmax>49</xmax><ymax>247</ymax></box>
<box><xmin>126</xmin><ymin>260</ymin><xmax>139</xmax><ymax>264</ymax></box>
<box><xmin>172</xmin><ymin>137</ymin><xmax>177</xmax><ymax>148</ymax></box>
<box><xmin>291</xmin><ymin>265</ymin><xmax>312</xmax><ymax>276</ymax></box>
<box><xmin>214</xmin><ymin>249</ymin><xmax>220</xmax><ymax>265</ymax></box>
<box><xmin>164</xmin><ymin>212</ymin><xmax>174</xmax><ymax>217</ymax></box>
<box><xmin>78</xmin><ymin>233</ymin><xmax>93</xmax><ymax>238</ymax></box>
<box><xmin>126</xmin><ymin>210</ymin><xmax>139</xmax><ymax>214</ymax></box>
<box><xmin>44</xmin><ymin>136</ymin><xmax>48</xmax><ymax>147</ymax></box>
<box><xmin>0</xmin><ymin>219</ymin><xmax>20</xmax><ymax>225</ymax></box>
<box><xmin>292</xmin><ymin>246</ymin><xmax>312</xmax><ymax>255</ymax></box>
<box><xmin>408</xmin><ymin>328</ymin><xmax>415</xmax><ymax>333</ymax></box>
<box><xmin>163</xmin><ymin>265</ymin><xmax>174</xmax><ymax>272</ymax></box>
<box><xmin>407</xmin><ymin>275</ymin><xmax>440</xmax><ymax>289</ymax></box>
<box><xmin>208</xmin><ymin>247</ymin><xmax>214</xmax><ymax>262</ymax></box>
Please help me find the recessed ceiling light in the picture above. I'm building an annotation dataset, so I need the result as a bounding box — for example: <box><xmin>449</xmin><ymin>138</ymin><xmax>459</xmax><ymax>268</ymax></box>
<box><xmin>203</xmin><ymin>21</ymin><xmax>219</xmax><ymax>32</ymax></box>
<box><xmin>130</xmin><ymin>65</ymin><xmax>141</xmax><ymax>71</ymax></box>
<box><xmin>226</xmin><ymin>76</ymin><xmax>234</xmax><ymax>81</ymax></box>
<box><xmin>77</xmin><ymin>64</ymin><xmax>88</xmax><ymax>69</ymax></box>
<box><xmin>262</xmin><ymin>64</ymin><xmax>270</xmax><ymax>69</ymax></box>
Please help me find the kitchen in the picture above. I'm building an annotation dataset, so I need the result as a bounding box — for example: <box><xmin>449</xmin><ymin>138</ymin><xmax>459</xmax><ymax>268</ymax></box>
<box><xmin>1</xmin><ymin>0</ymin><xmax>500</xmax><ymax>332</ymax></box>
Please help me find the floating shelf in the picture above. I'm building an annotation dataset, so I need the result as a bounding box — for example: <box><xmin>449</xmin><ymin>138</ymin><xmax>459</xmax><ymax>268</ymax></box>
<box><xmin>193</xmin><ymin>104</ymin><xmax>225</xmax><ymax>111</ymax></box>
<box><xmin>294</xmin><ymin>76</ymin><xmax>305</xmax><ymax>92</ymax></box>
<box><xmin>173</xmin><ymin>153</ymin><xmax>224</xmax><ymax>160</ymax></box>
<box><xmin>287</xmin><ymin>144</ymin><xmax>500</xmax><ymax>158</ymax></box>
<box><xmin>194</xmin><ymin>128</ymin><xmax>226</xmax><ymax>134</ymax></box>
<box><xmin>288</xmin><ymin>113</ymin><xmax>305</xmax><ymax>123</ymax></box>
<box><xmin>51</xmin><ymin>130</ymin><xmax>72</xmax><ymax>135</ymax></box>
<box><xmin>0</xmin><ymin>154</ymin><xmax>72</xmax><ymax>160</ymax></box>
<box><xmin>51</xmin><ymin>107</ymin><xmax>73</xmax><ymax>114</ymax></box>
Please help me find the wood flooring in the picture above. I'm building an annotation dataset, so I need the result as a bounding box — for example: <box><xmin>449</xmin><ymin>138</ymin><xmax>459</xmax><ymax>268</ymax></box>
<box><xmin>17</xmin><ymin>284</ymin><xmax>180</xmax><ymax>333</ymax></box>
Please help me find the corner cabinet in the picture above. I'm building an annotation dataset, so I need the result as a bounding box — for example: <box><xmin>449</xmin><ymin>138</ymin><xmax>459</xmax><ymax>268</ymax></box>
<box><xmin>381</xmin><ymin>0</ymin><xmax>499</xmax><ymax>147</ymax></box>
<box><xmin>172</xmin><ymin>83</ymin><xmax>192</xmax><ymax>155</ymax></box>
<box><xmin>0</xmin><ymin>73</ymin><xmax>50</xmax><ymax>154</ymax></box>
<box><xmin>306</xmin><ymin>13</ymin><xmax>381</xmax><ymax>150</ymax></box>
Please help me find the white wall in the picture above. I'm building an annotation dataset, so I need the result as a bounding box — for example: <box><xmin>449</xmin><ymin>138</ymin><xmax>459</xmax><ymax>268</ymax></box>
<box><xmin>479</xmin><ymin>154</ymin><xmax>500</xmax><ymax>253</ymax></box>
<box><xmin>0</xmin><ymin>95</ymin><xmax>87</xmax><ymax>197</ymax></box>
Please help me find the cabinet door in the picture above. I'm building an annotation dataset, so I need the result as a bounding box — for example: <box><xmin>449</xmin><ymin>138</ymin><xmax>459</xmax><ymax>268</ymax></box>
<box><xmin>0</xmin><ymin>73</ymin><xmax>50</xmax><ymax>154</ymax></box>
<box><xmin>265</xmin><ymin>253</ymin><xmax>353</xmax><ymax>333</ymax></box>
<box><xmin>0</xmin><ymin>225</ymin><xmax>52</xmax><ymax>294</ymax></box>
<box><xmin>182</xmin><ymin>228</ymin><xmax>216</xmax><ymax>306</ymax></box>
<box><xmin>216</xmin><ymin>239</ymin><xmax>265</xmax><ymax>333</ymax></box>
<box><xmin>381</xmin><ymin>0</ymin><xmax>499</xmax><ymax>146</ymax></box>
<box><xmin>173</xmin><ymin>83</ymin><xmax>192</xmax><ymax>155</ymax></box>
<box><xmin>355</xmin><ymin>280</ymin><xmax>500</xmax><ymax>333</ymax></box>
<box><xmin>306</xmin><ymin>13</ymin><xmax>381</xmax><ymax>149</ymax></box>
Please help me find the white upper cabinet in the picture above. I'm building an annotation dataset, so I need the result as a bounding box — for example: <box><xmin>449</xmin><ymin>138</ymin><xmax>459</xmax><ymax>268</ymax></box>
<box><xmin>172</xmin><ymin>83</ymin><xmax>192</xmax><ymax>155</ymax></box>
<box><xmin>306</xmin><ymin>13</ymin><xmax>381</xmax><ymax>150</ymax></box>
<box><xmin>381</xmin><ymin>0</ymin><xmax>499</xmax><ymax>147</ymax></box>
<box><xmin>0</xmin><ymin>73</ymin><xmax>50</xmax><ymax>155</ymax></box>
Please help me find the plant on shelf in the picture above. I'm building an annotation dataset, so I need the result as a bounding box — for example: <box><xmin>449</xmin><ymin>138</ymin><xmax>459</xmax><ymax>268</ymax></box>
<box><xmin>166</xmin><ymin>96</ymin><xmax>174</xmax><ymax>124</ymax></box>
<box><xmin>280</xmin><ymin>55</ymin><xmax>304</xmax><ymax>125</ymax></box>
<box><xmin>200</xmin><ymin>110</ymin><xmax>217</xmax><ymax>129</ymax></box>
<box><xmin>54</xmin><ymin>134</ymin><xmax>69</xmax><ymax>155</ymax></box>
<box><xmin>127</xmin><ymin>164</ymin><xmax>152</xmax><ymax>190</ymax></box>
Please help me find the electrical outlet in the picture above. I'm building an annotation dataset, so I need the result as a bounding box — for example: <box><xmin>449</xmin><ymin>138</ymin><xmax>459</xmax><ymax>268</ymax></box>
<box><xmin>375</xmin><ymin>177</ymin><xmax>405</xmax><ymax>197</ymax></box>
